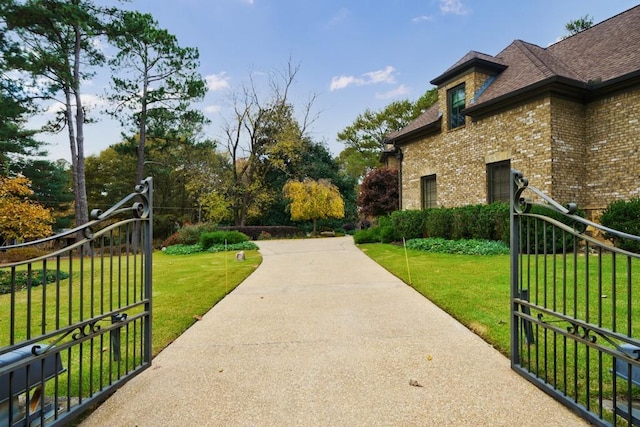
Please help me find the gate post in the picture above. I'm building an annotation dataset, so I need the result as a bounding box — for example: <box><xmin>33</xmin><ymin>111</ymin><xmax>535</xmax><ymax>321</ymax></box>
<box><xmin>143</xmin><ymin>177</ymin><xmax>153</xmax><ymax>364</ymax></box>
<box><xmin>509</xmin><ymin>169</ymin><xmax>521</xmax><ymax>366</ymax></box>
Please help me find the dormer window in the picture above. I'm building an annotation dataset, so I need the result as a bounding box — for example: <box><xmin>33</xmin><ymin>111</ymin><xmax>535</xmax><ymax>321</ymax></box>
<box><xmin>448</xmin><ymin>84</ymin><xmax>466</xmax><ymax>129</ymax></box>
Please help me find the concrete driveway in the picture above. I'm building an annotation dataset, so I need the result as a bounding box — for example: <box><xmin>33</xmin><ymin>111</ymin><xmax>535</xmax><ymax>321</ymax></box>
<box><xmin>81</xmin><ymin>236</ymin><xmax>586</xmax><ymax>426</ymax></box>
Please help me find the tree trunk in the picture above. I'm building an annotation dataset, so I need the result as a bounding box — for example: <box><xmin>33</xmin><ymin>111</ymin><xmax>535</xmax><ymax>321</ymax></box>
<box><xmin>73</xmin><ymin>26</ymin><xmax>89</xmax><ymax>228</ymax></box>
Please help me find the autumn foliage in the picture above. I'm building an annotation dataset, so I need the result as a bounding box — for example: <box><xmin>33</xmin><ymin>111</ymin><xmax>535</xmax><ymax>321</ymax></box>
<box><xmin>0</xmin><ymin>176</ymin><xmax>54</xmax><ymax>241</ymax></box>
<box><xmin>283</xmin><ymin>178</ymin><xmax>344</xmax><ymax>235</ymax></box>
<box><xmin>357</xmin><ymin>168</ymin><xmax>399</xmax><ymax>217</ymax></box>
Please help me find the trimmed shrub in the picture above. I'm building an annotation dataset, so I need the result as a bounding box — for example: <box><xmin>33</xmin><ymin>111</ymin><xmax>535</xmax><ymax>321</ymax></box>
<box><xmin>450</xmin><ymin>205</ymin><xmax>481</xmax><ymax>240</ymax></box>
<box><xmin>200</xmin><ymin>230</ymin><xmax>249</xmax><ymax>249</ymax></box>
<box><xmin>388</xmin><ymin>210</ymin><xmax>427</xmax><ymax>240</ymax></box>
<box><xmin>0</xmin><ymin>270</ymin><xmax>70</xmax><ymax>295</ymax></box>
<box><xmin>353</xmin><ymin>227</ymin><xmax>381</xmax><ymax>244</ymax></box>
<box><xmin>218</xmin><ymin>226</ymin><xmax>301</xmax><ymax>240</ymax></box>
<box><xmin>424</xmin><ymin>208</ymin><xmax>454</xmax><ymax>240</ymax></box>
<box><xmin>599</xmin><ymin>198</ymin><xmax>640</xmax><ymax>253</ymax></box>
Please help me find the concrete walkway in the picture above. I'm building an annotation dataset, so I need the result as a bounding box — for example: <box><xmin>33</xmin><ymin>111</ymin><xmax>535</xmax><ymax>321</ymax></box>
<box><xmin>81</xmin><ymin>236</ymin><xmax>587</xmax><ymax>426</ymax></box>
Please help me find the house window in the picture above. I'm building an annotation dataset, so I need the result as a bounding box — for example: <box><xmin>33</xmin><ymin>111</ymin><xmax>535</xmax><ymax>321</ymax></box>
<box><xmin>421</xmin><ymin>174</ymin><xmax>437</xmax><ymax>209</ymax></box>
<box><xmin>448</xmin><ymin>84</ymin><xmax>466</xmax><ymax>129</ymax></box>
<box><xmin>487</xmin><ymin>160</ymin><xmax>511</xmax><ymax>203</ymax></box>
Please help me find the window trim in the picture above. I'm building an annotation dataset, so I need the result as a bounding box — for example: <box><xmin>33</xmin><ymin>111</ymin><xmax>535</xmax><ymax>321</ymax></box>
<box><xmin>448</xmin><ymin>84</ymin><xmax>466</xmax><ymax>129</ymax></box>
<box><xmin>421</xmin><ymin>174</ymin><xmax>437</xmax><ymax>209</ymax></box>
<box><xmin>486</xmin><ymin>160</ymin><xmax>511</xmax><ymax>204</ymax></box>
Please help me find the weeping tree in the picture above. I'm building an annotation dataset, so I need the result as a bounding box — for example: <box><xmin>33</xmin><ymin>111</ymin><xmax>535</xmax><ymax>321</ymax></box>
<box><xmin>283</xmin><ymin>178</ymin><xmax>345</xmax><ymax>235</ymax></box>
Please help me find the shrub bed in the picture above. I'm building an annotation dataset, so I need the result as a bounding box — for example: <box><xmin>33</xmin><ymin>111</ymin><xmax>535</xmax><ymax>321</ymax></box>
<box><xmin>218</xmin><ymin>226</ymin><xmax>301</xmax><ymax>240</ymax></box>
<box><xmin>406</xmin><ymin>237</ymin><xmax>509</xmax><ymax>255</ymax></box>
<box><xmin>163</xmin><ymin>241</ymin><xmax>258</xmax><ymax>255</ymax></box>
<box><xmin>354</xmin><ymin>203</ymin><xmax>510</xmax><ymax>244</ymax></box>
<box><xmin>0</xmin><ymin>270</ymin><xmax>70</xmax><ymax>295</ymax></box>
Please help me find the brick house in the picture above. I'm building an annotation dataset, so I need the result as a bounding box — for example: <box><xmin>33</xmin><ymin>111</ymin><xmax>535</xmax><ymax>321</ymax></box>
<box><xmin>384</xmin><ymin>5</ymin><xmax>640</xmax><ymax>220</ymax></box>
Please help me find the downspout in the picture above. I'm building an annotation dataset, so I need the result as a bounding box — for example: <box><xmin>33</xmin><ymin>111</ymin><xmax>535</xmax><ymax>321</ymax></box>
<box><xmin>395</xmin><ymin>146</ymin><xmax>403</xmax><ymax>210</ymax></box>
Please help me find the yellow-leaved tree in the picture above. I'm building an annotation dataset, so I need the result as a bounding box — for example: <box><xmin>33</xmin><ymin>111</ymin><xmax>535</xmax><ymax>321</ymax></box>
<box><xmin>283</xmin><ymin>178</ymin><xmax>344</xmax><ymax>235</ymax></box>
<box><xmin>0</xmin><ymin>176</ymin><xmax>54</xmax><ymax>242</ymax></box>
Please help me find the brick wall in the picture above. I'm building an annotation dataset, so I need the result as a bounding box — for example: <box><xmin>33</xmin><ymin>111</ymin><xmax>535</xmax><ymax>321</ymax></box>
<box><xmin>585</xmin><ymin>90</ymin><xmax>640</xmax><ymax>215</ymax></box>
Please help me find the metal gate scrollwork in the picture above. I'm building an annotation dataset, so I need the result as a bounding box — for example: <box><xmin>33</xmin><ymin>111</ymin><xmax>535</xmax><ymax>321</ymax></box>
<box><xmin>0</xmin><ymin>178</ymin><xmax>153</xmax><ymax>426</ymax></box>
<box><xmin>510</xmin><ymin>170</ymin><xmax>640</xmax><ymax>426</ymax></box>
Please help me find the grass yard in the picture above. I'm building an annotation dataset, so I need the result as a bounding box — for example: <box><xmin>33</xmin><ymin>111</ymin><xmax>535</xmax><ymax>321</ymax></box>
<box><xmin>0</xmin><ymin>249</ymin><xmax>261</xmax><ymax>398</ymax></box>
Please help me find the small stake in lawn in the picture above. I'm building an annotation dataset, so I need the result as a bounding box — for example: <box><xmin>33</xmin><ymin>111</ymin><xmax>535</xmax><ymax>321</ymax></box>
<box><xmin>403</xmin><ymin>237</ymin><xmax>412</xmax><ymax>285</ymax></box>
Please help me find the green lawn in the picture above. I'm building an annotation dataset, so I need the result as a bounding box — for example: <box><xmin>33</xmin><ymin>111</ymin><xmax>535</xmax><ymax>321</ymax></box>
<box><xmin>0</xmin><ymin>249</ymin><xmax>261</xmax><ymax>398</ymax></box>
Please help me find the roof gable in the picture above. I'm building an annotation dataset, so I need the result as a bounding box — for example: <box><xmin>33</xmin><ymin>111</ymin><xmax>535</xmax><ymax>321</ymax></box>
<box><xmin>430</xmin><ymin>51</ymin><xmax>507</xmax><ymax>86</ymax></box>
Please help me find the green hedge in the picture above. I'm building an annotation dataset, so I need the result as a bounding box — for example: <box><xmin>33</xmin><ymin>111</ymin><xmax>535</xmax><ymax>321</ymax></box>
<box><xmin>200</xmin><ymin>230</ymin><xmax>249</xmax><ymax>249</ymax></box>
<box><xmin>354</xmin><ymin>203</ymin><xmax>510</xmax><ymax>244</ymax></box>
<box><xmin>0</xmin><ymin>270</ymin><xmax>70</xmax><ymax>295</ymax></box>
<box><xmin>600</xmin><ymin>198</ymin><xmax>640</xmax><ymax>253</ymax></box>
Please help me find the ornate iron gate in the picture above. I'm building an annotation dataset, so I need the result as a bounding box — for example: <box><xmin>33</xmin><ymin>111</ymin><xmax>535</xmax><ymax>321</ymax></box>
<box><xmin>510</xmin><ymin>170</ymin><xmax>640</xmax><ymax>426</ymax></box>
<box><xmin>0</xmin><ymin>178</ymin><xmax>153</xmax><ymax>426</ymax></box>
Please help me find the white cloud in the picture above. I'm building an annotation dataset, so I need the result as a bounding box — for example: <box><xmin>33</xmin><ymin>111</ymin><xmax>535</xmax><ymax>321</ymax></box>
<box><xmin>439</xmin><ymin>0</ymin><xmax>470</xmax><ymax>15</ymax></box>
<box><xmin>376</xmin><ymin>84</ymin><xmax>410</xmax><ymax>99</ymax></box>
<box><xmin>364</xmin><ymin>66</ymin><xmax>396</xmax><ymax>84</ymax></box>
<box><xmin>329</xmin><ymin>75</ymin><xmax>361</xmax><ymax>91</ymax></box>
<box><xmin>206</xmin><ymin>72</ymin><xmax>231</xmax><ymax>91</ymax></box>
<box><xmin>203</xmin><ymin>105</ymin><xmax>222</xmax><ymax>114</ymax></box>
<box><xmin>412</xmin><ymin>15</ymin><xmax>433</xmax><ymax>23</ymax></box>
<box><xmin>329</xmin><ymin>66</ymin><xmax>397</xmax><ymax>91</ymax></box>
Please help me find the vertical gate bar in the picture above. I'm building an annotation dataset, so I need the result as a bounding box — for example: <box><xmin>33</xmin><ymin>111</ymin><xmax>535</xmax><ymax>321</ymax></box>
<box><xmin>56</xmin><ymin>255</ymin><xmax>61</xmax><ymax>330</ymax></box>
<box><xmin>145</xmin><ymin>177</ymin><xmax>154</xmax><ymax>364</ymax></box>
<box><xmin>42</xmin><ymin>260</ymin><xmax>47</xmax><ymax>336</ymax></box>
<box><xmin>552</xmin><ymin>227</ymin><xmax>558</xmax><ymax>389</ymax></box>
<box><xmin>597</xmin><ymin>247</ymin><xmax>604</xmax><ymax>419</ymax></box>
<box><xmin>27</xmin><ymin>263</ymin><xmax>32</xmax><ymax>339</ymax></box>
<box><xmin>585</xmin><ymin>241</ymin><xmax>590</xmax><ymax>411</ymax></box>
<box><xmin>626</xmin><ymin>256</ymin><xmax>632</xmax><ymax>337</ymax></box>
<box><xmin>90</xmin><ymin>241</ymin><xmax>95</xmax><ymax>319</ymax></box>
<box><xmin>612</xmin><ymin>253</ymin><xmax>617</xmax><ymax>333</ymax></box>
<box><xmin>68</xmin><ymin>249</ymin><xmax>73</xmax><ymax>326</ymax></box>
<box><xmin>10</xmin><ymin>266</ymin><xmax>16</xmax><ymax>345</ymax></box>
<box><xmin>534</xmin><ymin>218</ymin><xmax>539</xmax><ymax>374</ymax></box>
<box><xmin>126</xmin><ymin>223</ymin><xmax>131</xmax><ymax>306</ymax></box>
<box><xmin>80</xmin><ymin>252</ymin><xmax>85</xmax><ymax>322</ymax></box>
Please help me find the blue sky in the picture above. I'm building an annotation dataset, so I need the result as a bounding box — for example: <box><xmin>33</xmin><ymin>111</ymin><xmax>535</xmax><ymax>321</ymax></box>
<box><xmin>38</xmin><ymin>0</ymin><xmax>640</xmax><ymax>161</ymax></box>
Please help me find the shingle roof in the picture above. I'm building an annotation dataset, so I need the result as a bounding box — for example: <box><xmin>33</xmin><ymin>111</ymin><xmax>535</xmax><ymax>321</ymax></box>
<box><xmin>385</xmin><ymin>104</ymin><xmax>441</xmax><ymax>143</ymax></box>
<box><xmin>389</xmin><ymin>5</ymin><xmax>640</xmax><ymax>143</ymax></box>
